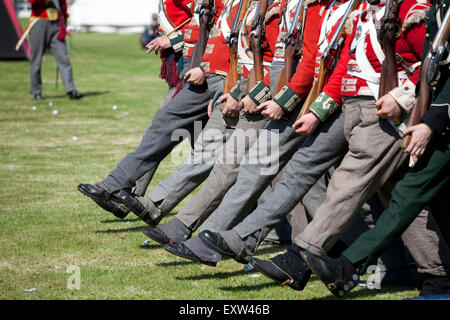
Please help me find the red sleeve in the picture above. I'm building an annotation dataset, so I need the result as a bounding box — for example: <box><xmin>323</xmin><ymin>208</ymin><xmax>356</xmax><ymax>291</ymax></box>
<box><xmin>402</xmin><ymin>23</ymin><xmax>426</xmax><ymax>85</ymax></box>
<box><xmin>286</xmin><ymin>3</ymin><xmax>323</xmax><ymax>99</ymax></box>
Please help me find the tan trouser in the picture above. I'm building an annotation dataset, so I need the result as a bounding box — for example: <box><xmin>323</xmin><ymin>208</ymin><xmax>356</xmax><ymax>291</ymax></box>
<box><xmin>295</xmin><ymin>96</ymin><xmax>450</xmax><ymax>275</ymax></box>
<box><xmin>295</xmin><ymin>96</ymin><xmax>409</xmax><ymax>255</ymax></box>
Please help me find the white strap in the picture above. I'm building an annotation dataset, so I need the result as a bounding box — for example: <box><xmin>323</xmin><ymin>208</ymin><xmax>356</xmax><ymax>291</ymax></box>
<box><xmin>367</xmin><ymin>10</ymin><xmax>385</xmax><ymax>64</ymax></box>
<box><xmin>238</xmin><ymin>3</ymin><xmax>257</xmax><ymax>71</ymax></box>
<box><xmin>318</xmin><ymin>1</ymin><xmax>352</xmax><ymax>53</ymax></box>
<box><xmin>159</xmin><ymin>8</ymin><xmax>176</xmax><ymax>34</ymax></box>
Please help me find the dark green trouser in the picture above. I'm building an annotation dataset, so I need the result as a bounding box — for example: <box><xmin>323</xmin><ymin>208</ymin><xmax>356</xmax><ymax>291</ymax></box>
<box><xmin>343</xmin><ymin>138</ymin><xmax>450</xmax><ymax>273</ymax></box>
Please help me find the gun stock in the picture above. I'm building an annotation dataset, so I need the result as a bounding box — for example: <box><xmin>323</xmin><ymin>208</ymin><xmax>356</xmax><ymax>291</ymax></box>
<box><xmin>378</xmin><ymin>0</ymin><xmax>401</xmax><ymax>124</ymax></box>
<box><xmin>250</xmin><ymin>0</ymin><xmax>271</xmax><ymax>82</ymax></box>
<box><xmin>190</xmin><ymin>1</ymin><xmax>215</xmax><ymax>69</ymax></box>
<box><xmin>274</xmin><ymin>0</ymin><xmax>305</xmax><ymax>94</ymax></box>
<box><xmin>298</xmin><ymin>0</ymin><xmax>360</xmax><ymax>119</ymax></box>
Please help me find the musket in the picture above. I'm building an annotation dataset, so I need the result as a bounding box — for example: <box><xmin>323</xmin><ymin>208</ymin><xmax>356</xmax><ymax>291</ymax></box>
<box><xmin>221</xmin><ymin>0</ymin><xmax>250</xmax><ymax>127</ymax></box>
<box><xmin>52</xmin><ymin>0</ymin><xmax>62</xmax><ymax>12</ymax></box>
<box><xmin>378</xmin><ymin>0</ymin><xmax>402</xmax><ymax>125</ymax></box>
<box><xmin>224</xmin><ymin>0</ymin><xmax>250</xmax><ymax>94</ymax></box>
<box><xmin>298</xmin><ymin>0</ymin><xmax>361</xmax><ymax>118</ymax></box>
<box><xmin>274</xmin><ymin>0</ymin><xmax>305</xmax><ymax>94</ymax></box>
<box><xmin>190</xmin><ymin>1</ymin><xmax>216</xmax><ymax>69</ymax></box>
<box><xmin>402</xmin><ymin>6</ymin><xmax>450</xmax><ymax>149</ymax></box>
<box><xmin>248</xmin><ymin>0</ymin><xmax>272</xmax><ymax>89</ymax></box>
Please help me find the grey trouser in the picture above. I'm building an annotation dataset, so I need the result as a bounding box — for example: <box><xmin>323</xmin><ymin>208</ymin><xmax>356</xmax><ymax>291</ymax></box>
<box><xmin>102</xmin><ymin>72</ymin><xmax>225</xmax><ymax>193</ymax></box>
<box><xmin>181</xmin><ymin>105</ymin><xmax>308</xmax><ymax>231</ymax></box>
<box><xmin>294</xmin><ymin>96</ymin><xmax>448</xmax><ymax>275</ymax></box>
<box><xmin>132</xmin><ymin>85</ymin><xmax>183</xmax><ymax>196</ymax></box>
<box><xmin>144</xmin><ymin>77</ymin><xmax>251</xmax><ymax>215</ymax></box>
<box><xmin>172</xmin><ymin>61</ymin><xmax>285</xmax><ymax>229</ymax></box>
<box><xmin>132</xmin><ymin>57</ymin><xmax>192</xmax><ymax>196</ymax></box>
<box><xmin>219</xmin><ymin>110</ymin><xmax>348</xmax><ymax>255</ymax></box>
<box><xmin>29</xmin><ymin>20</ymin><xmax>75</xmax><ymax>94</ymax></box>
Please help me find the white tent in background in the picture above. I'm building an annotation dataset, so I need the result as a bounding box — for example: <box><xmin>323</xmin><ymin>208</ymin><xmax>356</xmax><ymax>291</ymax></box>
<box><xmin>69</xmin><ymin>0</ymin><xmax>159</xmax><ymax>33</ymax></box>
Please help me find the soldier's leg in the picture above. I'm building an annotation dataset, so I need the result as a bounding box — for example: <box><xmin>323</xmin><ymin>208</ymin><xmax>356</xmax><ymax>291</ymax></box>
<box><xmin>149</xmin><ymin>62</ymin><xmax>286</xmax><ymax>227</ymax></box>
<box><xmin>29</xmin><ymin>20</ymin><xmax>48</xmax><ymax>95</ymax></box>
<box><xmin>141</xmin><ymin>107</ymin><xmax>233</xmax><ymax>219</ymax></box>
<box><xmin>48</xmin><ymin>21</ymin><xmax>75</xmax><ymax>93</ymax></box>
<box><xmin>132</xmin><ymin>58</ymin><xmax>193</xmax><ymax>196</ymax></box>
<box><xmin>358</xmin><ymin>195</ymin><xmax>415</xmax><ymax>287</ymax></box>
<box><xmin>101</xmin><ymin>74</ymin><xmax>225</xmax><ymax>193</ymax></box>
<box><xmin>342</xmin><ymin>138</ymin><xmax>450</xmax><ymax>271</ymax></box>
<box><xmin>218</xmin><ymin>110</ymin><xmax>347</xmax><ymax>256</ymax></box>
<box><xmin>294</xmin><ymin>97</ymin><xmax>409</xmax><ymax>257</ymax></box>
<box><xmin>189</xmin><ymin>111</ymin><xmax>307</xmax><ymax>233</ymax></box>
<box><xmin>132</xmin><ymin>86</ymin><xmax>181</xmax><ymax>196</ymax></box>
<box><xmin>141</xmin><ymin>78</ymin><xmax>250</xmax><ymax>217</ymax></box>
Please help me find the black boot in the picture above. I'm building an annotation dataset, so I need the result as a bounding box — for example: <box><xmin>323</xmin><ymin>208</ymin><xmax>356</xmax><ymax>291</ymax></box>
<box><xmin>300</xmin><ymin>250</ymin><xmax>359</xmax><ymax>297</ymax></box>
<box><xmin>420</xmin><ymin>275</ymin><xmax>450</xmax><ymax>296</ymax></box>
<box><xmin>118</xmin><ymin>190</ymin><xmax>159</xmax><ymax>227</ymax></box>
<box><xmin>249</xmin><ymin>244</ymin><xmax>311</xmax><ymax>291</ymax></box>
<box><xmin>142</xmin><ymin>218</ymin><xmax>191</xmax><ymax>245</ymax></box>
<box><xmin>163</xmin><ymin>242</ymin><xmax>217</xmax><ymax>267</ymax></box>
<box><xmin>68</xmin><ymin>90</ymin><xmax>83</xmax><ymax>99</ymax></box>
<box><xmin>78</xmin><ymin>183</ymin><xmax>129</xmax><ymax>219</ymax></box>
<box><xmin>199</xmin><ymin>230</ymin><xmax>248</xmax><ymax>264</ymax></box>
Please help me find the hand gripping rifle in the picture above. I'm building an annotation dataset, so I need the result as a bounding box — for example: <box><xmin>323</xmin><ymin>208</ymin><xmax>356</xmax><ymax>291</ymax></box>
<box><xmin>298</xmin><ymin>0</ymin><xmax>361</xmax><ymax>118</ymax></box>
<box><xmin>247</xmin><ymin>0</ymin><xmax>272</xmax><ymax>90</ymax></box>
<box><xmin>378</xmin><ymin>0</ymin><xmax>402</xmax><ymax>126</ymax></box>
<box><xmin>274</xmin><ymin>0</ymin><xmax>305</xmax><ymax>94</ymax></box>
<box><xmin>401</xmin><ymin>6</ymin><xmax>450</xmax><ymax>149</ymax></box>
<box><xmin>190</xmin><ymin>1</ymin><xmax>216</xmax><ymax>69</ymax></box>
<box><xmin>220</xmin><ymin>0</ymin><xmax>250</xmax><ymax>127</ymax></box>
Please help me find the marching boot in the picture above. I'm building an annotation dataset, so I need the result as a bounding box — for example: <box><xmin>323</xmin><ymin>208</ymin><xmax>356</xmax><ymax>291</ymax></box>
<box><xmin>163</xmin><ymin>242</ymin><xmax>217</xmax><ymax>267</ymax></box>
<box><xmin>300</xmin><ymin>249</ymin><xmax>359</xmax><ymax>297</ymax></box>
<box><xmin>118</xmin><ymin>190</ymin><xmax>160</xmax><ymax>227</ymax></box>
<box><xmin>68</xmin><ymin>90</ymin><xmax>83</xmax><ymax>99</ymax></box>
<box><xmin>249</xmin><ymin>244</ymin><xmax>312</xmax><ymax>291</ymax></box>
<box><xmin>142</xmin><ymin>217</ymin><xmax>191</xmax><ymax>245</ymax></box>
<box><xmin>199</xmin><ymin>230</ymin><xmax>248</xmax><ymax>264</ymax></box>
<box><xmin>419</xmin><ymin>275</ymin><xmax>450</xmax><ymax>296</ymax></box>
<box><xmin>78</xmin><ymin>182</ymin><xmax>129</xmax><ymax>219</ymax></box>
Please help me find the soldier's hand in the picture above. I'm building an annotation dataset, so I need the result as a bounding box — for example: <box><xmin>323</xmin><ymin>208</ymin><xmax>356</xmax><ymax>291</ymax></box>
<box><xmin>218</xmin><ymin>94</ymin><xmax>240</xmax><ymax>118</ymax></box>
<box><xmin>375</xmin><ymin>94</ymin><xmax>403</xmax><ymax>120</ymax></box>
<box><xmin>293</xmin><ymin>113</ymin><xmax>321</xmax><ymax>136</ymax></box>
<box><xmin>257</xmin><ymin>100</ymin><xmax>284</xmax><ymax>120</ymax></box>
<box><xmin>184</xmin><ymin>67</ymin><xmax>206</xmax><ymax>85</ymax></box>
<box><xmin>240</xmin><ymin>95</ymin><xmax>259</xmax><ymax>114</ymax></box>
<box><xmin>146</xmin><ymin>36</ymin><xmax>171</xmax><ymax>55</ymax></box>
<box><xmin>402</xmin><ymin>123</ymin><xmax>434</xmax><ymax>159</ymax></box>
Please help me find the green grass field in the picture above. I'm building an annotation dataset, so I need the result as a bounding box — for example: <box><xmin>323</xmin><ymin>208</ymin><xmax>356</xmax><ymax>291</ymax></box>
<box><xmin>0</xmin><ymin>31</ymin><xmax>420</xmax><ymax>300</ymax></box>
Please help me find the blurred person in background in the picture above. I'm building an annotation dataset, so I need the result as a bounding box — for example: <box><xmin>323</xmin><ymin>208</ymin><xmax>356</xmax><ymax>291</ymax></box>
<box><xmin>140</xmin><ymin>13</ymin><xmax>160</xmax><ymax>49</ymax></box>
<box><xmin>28</xmin><ymin>0</ymin><xmax>82</xmax><ymax>100</ymax></box>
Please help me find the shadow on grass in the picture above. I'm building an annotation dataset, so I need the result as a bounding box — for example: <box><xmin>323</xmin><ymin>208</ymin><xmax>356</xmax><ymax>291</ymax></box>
<box><xmin>176</xmin><ymin>269</ymin><xmax>251</xmax><ymax>281</ymax></box>
<box><xmin>45</xmin><ymin>90</ymin><xmax>110</xmax><ymax>99</ymax></box>
<box><xmin>95</xmin><ymin>226</ymin><xmax>143</xmax><ymax>233</ymax></box>
<box><xmin>313</xmin><ymin>285</ymin><xmax>419</xmax><ymax>300</ymax></box>
<box><xmin>140</xmin><ymin>243</ymin><xmax>163</xmax><ymax>250</ymax></box>
<box><xmin>101</xmin><ymin>218</ymin><xmax>140</xmax><ymax>223</ymax></box>
<box><xmin>156</xmin><ymin>260</ymin><xmax>195</xmax><ymax>267</ymax></box>
<box><xmin>218</xmin><ymin>282</ymin><xmax>279</xmax><ymax>292</ymax></box>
